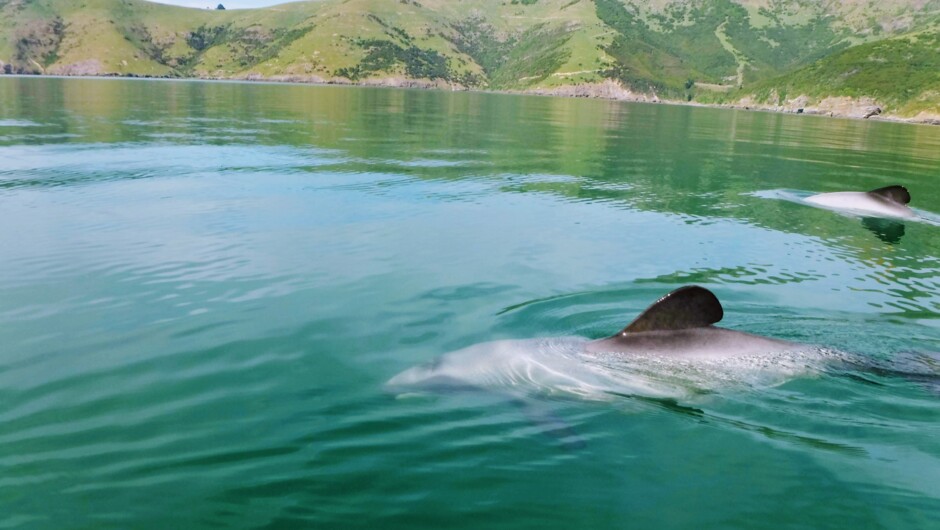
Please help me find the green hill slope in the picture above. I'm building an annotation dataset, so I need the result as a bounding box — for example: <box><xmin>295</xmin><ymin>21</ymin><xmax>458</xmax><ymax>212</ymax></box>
<box><xmin>1</xmin><ymin>0</ymin><xmax>939</xmax><ymax>118</ymax></box>
<box><xmin>719</xmin><ymin>27</ymin><xmax>940</xmax><ymax>119</ymax></box>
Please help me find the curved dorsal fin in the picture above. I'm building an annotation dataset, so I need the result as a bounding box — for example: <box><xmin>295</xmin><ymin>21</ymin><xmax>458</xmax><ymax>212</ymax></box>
<box><xmin>868</xmin><ymin>185</ymin><xmax>910</xmax><ymax>205</ymax></box>
<box><xmin>618</xmin><ymin>286</ymin><xmax>723</xmax><ymax>335</ymax></box>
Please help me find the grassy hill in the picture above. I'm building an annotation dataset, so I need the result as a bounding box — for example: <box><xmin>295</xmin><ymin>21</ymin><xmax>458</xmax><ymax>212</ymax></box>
<box><xmin>1</xmin><ymin>0</ymin><xmax>939</xmax><ymax>118</ymax></box>
<box><xmin>702</xmin><ymin>26</ymin><xmax>940</xmax><ymax>119</ymax></box>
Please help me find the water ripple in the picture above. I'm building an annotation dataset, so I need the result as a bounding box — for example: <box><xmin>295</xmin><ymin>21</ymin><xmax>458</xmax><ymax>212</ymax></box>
<box><xmin>2</xmin><ymin>78</ymin><xmax>940</xmax><ymax>529</ymax></box>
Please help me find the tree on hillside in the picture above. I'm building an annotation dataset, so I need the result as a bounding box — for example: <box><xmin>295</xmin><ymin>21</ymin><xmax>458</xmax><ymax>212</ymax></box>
<box><xmin>216</xmin><ymin>3</ymin><xmax>225</xmax><ymax>9</ymax></box>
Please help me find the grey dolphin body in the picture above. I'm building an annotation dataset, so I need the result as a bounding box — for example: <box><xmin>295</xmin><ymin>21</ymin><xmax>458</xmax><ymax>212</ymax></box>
<box><xmin>387</xmin><ymin>286</ymin><xmax>807</xmax><ymax>398</ymax></box>
<box><xmin>804</xmin><ymin>185</ymin><xmax>915</xmax><ymax>219</ymax></box>
<box><xmin>585</xmin><ymin>286</ymin><xmax>795</xmax><ymax>358</ymax></box>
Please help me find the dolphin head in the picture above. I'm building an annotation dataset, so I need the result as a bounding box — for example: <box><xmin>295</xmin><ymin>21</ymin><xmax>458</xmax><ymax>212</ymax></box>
<box><xmin>385</xmin><ymin>355</ymin><xmax>482</xmax><ymax>394</ymax></box>
<box><xmin>385</xmin><ymin>357</ymin><xmax>440</xmax><ymax>390</ymax></box>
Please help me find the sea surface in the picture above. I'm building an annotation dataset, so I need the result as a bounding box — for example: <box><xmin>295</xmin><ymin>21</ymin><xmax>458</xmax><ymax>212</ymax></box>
<box><xmin>1</xmin><ymin>77</ymin><xmax>938</xmax><ymax>529</ymax></box>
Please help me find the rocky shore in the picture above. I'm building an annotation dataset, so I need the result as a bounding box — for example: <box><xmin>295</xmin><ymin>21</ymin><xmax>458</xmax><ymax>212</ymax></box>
<box><xmin>3</xmin><ymin>71</ymin><xmax>938</xmax><ymax>126</ymax></box>
<box><xmin>521</xmin><ymin>80</ymin><xmax>940</xmax><ymax>126</ymax></box>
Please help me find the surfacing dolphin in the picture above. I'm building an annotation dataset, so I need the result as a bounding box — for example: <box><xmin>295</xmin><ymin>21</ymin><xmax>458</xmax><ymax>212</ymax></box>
<box><xmin>804</xmin><ymin>185</ymin><xmax>914</xmax><ymax>219</ymax></box>
<box><xmin>387</xmin><ymin>286</ymin><xmax>817</xmax><ymax>401</ymax></box>
<box><xmin>584</xmin><ymin>285</ymin><xmax>796</xmax><ymax>358</ymax></box>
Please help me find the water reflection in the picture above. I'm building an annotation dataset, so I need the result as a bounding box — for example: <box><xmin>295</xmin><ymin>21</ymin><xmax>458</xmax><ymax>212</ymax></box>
<box><xmin>2</xmin><ymin>77</ymin><xmax>940</xmax><ymax>529</ymax></box>
<box><xmin>2</xmin><ymin>77</ymin><xmax>939</xmax><ymax>323</ymax></box>
<box><xmin>861</xmin><ymin>217</ymin><xmax>906</xmax><ymax>244</ymax></box>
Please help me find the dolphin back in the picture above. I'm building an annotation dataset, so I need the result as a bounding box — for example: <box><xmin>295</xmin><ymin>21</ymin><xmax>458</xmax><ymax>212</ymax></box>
<box><xmin>867</xmin><ymin>185</ymin><xmax>910</xmax><ymax>205</ymax></box>
<box><xmin>804</xmin><ymin>184</ymin><xmax>915</xmax><ymax>219</ymax></box>
<box><xmin>614</xmin><ymin>285</ymin><xmax>723</xmax><ymax>335</ymax></box>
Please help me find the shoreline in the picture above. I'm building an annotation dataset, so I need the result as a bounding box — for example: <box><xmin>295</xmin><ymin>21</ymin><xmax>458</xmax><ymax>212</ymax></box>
<box><xmin>522</xmin><ymin>80</ymin><xmax>940</xmax><ymax>127</ymax></box>
<box><xmin>3</xmin><ymin>72</ymin><xmax>938</xmax><ymax>127</ymax></box>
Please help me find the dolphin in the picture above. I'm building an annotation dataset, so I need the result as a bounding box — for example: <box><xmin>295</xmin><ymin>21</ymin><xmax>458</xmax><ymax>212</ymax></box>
<box><xmin>387</xmin><ymin>286</ymin><xmax>811</xmax><ymax>400</ymax></box>
<box><xmin>584</xmin><ymin>285</ymin><xmax>797</xmax><ymax>358</ymax></box>
<box><xmin>804</xmin><ymin>185</ymin><xmax>915</xmax><ymax>219</ymax></box>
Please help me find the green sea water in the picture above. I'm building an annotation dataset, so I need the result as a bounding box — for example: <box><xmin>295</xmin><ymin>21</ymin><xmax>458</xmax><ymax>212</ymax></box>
<box><xmin>1</xmin><ymin>77</ymin><xmax>938</xmax><ymax>529</ymax></box>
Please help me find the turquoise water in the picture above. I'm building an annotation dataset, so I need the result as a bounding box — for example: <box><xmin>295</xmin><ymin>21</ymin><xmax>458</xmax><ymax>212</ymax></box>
<box><xmin>1</xmin><ymin>77</ymin><xmax>938</xmax><ymax>529</ymax></box>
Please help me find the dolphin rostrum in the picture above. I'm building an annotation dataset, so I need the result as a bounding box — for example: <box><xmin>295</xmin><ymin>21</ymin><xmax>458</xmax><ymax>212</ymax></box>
<box><xmin>804</xmin><ymin>185</ymin><xmax>915</xmax><ymax>219</ymax></box>
<box><xmin>387</xmin><ymin>286</ymin><xmax>811</xmax><ymax>400</ymax></box>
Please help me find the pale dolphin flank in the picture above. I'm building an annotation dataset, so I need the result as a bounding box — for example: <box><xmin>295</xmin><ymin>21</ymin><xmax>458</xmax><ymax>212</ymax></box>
<box><xmin>804</xmin><ymin>185</ymin><xmax>914</xmax><ymax>219</ymax></box>
<box><xmin>387</xmin><ymin>286</ymin><xmax>810</xmax><ymax>400</ymax></box>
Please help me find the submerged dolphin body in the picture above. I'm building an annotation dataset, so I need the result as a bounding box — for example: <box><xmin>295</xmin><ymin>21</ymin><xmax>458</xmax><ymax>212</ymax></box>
<box><xmin>804</xmin><ymin>185</ymin><xmax>915</xmax><ymax>219</ymax></box>
<box><xmin>387</xmin><ymin>286</ymin><xmax>812</xmax><ymax>400</ymax></box>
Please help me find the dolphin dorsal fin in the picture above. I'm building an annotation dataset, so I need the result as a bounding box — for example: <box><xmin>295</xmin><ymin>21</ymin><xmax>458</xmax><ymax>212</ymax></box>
<box><xmin>868</xmin><ymin>185</ymin><xmax>910</xmax><ymax>205</ymax></box>
<box><xmin>618</xmin><ymin>286</ymin><xmax>723</xmax><ymax>334</ymax></box>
